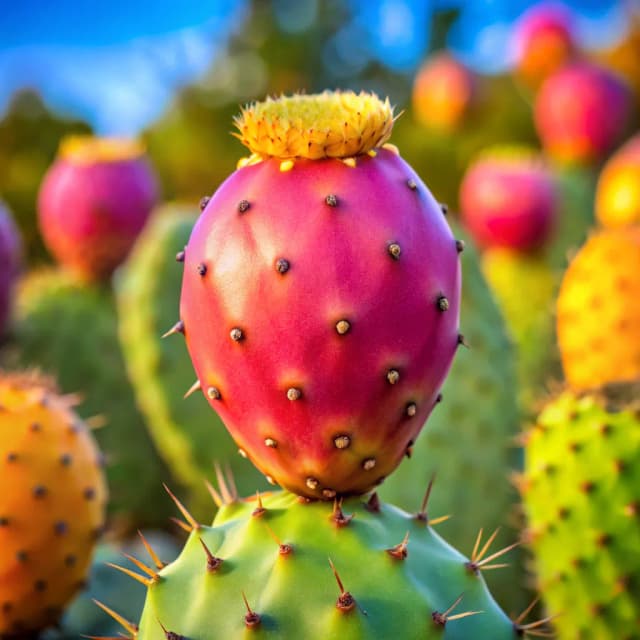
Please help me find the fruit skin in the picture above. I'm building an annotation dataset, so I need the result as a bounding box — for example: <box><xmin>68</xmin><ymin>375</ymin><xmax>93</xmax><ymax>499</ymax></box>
<box><xmin>521</xmin><ymin>386</ymin><xmax>640</xmax><ymax>639</ymax></box>
<box><xmin>135</xmin><ymin>490</ymin><xmax>517</xmax><ymax>640</ymax></box>
<box><xmin>180</xmin><ymin>149</ymin><xmax>461</xmax><ymax>498</ymax></box>
<box><xmin>0</xmin><ymin>201</ymin><xmax>21</xmax><ymax>337</ymax></box>
<box><xmin>596</xmin><ymin>134</ymin><xmax>640</xmax><ymax>228</ymax></box>
<box><xmin>534</xmin><ymin>63</ymin><xmax>632</xmax><ymax>165</ymax></box>
<box><xmin>37</xmin><ymin>137</ymin><xmax>158</xmax><ymax>282</ymax></box>
<box><xmin>9</xmin><ymin>268</ymin><xmax>172</xmax><ymax>528</ymax></box>
<box><xmin>512</xmin><ymin>2</ymin><xmax>576</xmax><ymax>87</ymax></box>
<box><xmin>0</xmin><ymin>373</ymin><xmax>107</xmax><ymax>637</ymax></box>
<box><xmin>556</xmin><ymin>226</ymin><xmax>640</xmax><ymax>391</ymax></box>
<box><xmin>459</xmin><ymin>148</ymin><xmax>557</xmax><ymax>252</ymax></box>
<box><xmin>380</xmin><ymin>227</ymin><xmax>526</xmax><ymax>613</ymax></box>
<box><xmin>116</xmin><ymin>205</ymin><xmax>267</xmax><ymax>516</ymax></box>
<box><xmin>481</xmin><ymin>247</ymin><xmax>558</xmax><ymax>409</ymax></box>
<box><xmin>412</xmin><ymin>53</ymin><xmax>476</xmax><ymax>132</ymax></box>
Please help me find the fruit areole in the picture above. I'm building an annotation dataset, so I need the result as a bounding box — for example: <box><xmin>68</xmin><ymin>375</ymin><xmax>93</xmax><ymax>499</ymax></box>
<box><xmin>178</xmin><ymin>92</ymin><xmax>462</xmax><ymax>498</ymax></box>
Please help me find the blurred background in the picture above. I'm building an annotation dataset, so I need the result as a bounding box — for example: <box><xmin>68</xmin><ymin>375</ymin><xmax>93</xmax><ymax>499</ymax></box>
<box><xmin>2</xmin><ymin>0</ymin><xmax>639</xmax><ymax>261</ymax></box>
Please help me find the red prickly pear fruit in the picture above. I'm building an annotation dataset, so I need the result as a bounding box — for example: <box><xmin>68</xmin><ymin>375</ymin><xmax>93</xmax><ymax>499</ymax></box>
<box><xmin>0</xmin><ymin>201</ymin><xmax>21</xmax><ymax>336</ymax></box>
<box><xmin>511</xmin><ymin>2</ymin><xmax>577</xmax><ymax>87</ymax></box>
<box><xmin>460</xmin><ymin>147</ymin><xmax>558</xmax><ymax>253</ymax></box>
<box><xmin>38</xmin><ymin>136</ymin><xmax>158</xmax><ymax>282</ymax></box>
<box><xmin>179</xmin><ymin>92</ymin><xmax>461</xmax><ymax>499</ymax></box>
<box><xmin>412</xmin><ymin>53</ymin><xmax>476</xmax><ymax>132</ymax></box>
<box><xmin>534</xmin><ymin>62</ymin><xmax>633</xmax><ymax>165</ymax></box>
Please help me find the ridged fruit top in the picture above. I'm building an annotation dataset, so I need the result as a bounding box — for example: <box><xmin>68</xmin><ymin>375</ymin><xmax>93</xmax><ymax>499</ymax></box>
<box><xmin>59</xmin><ymin>135</ymin><xmax>146</xmax><ymax>165</ymax></box>
<box><xmin>460</xmin><ymin>146</ymin><xmax>557</xmax><ymax>252</ymax></box>
<box><xmin>0</xmin><ymin>373</ymin><xmax>107</xmax><ymax>637</ymax></box>
<box><xmin>557</xmin><ymin>226</ymin><xmax>640</xmax><ymax>390</ymax></box>
<box><xmin>596</xmin><ymin>133</ymin><xmax>640</xmax><ymax>228</ymax></box>
<box><xmin>233</xmin><ymin>91</ymin><xmax>394</xmax><ymax>159</ymax></box>
<box><xmin>180</xmin><ymin>92</ymin><xmax>461</xmax><ymax>499</ymax></box>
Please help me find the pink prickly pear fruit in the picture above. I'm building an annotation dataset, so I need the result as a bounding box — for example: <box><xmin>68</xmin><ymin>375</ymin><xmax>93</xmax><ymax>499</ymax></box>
<box><xmin>38</xmin><ymin>136</ymin><xmax>158</xmax><ymax>282</ymax></box>
<box><xmin>511</xmin><ymin>2</ymin><xmax>577</xmax><ymax>87</ymax></box>
<box><xmin>460</xmin><ymin>146</ymin><xmax>558</xmax><ymax>253</ymax></box>
<box><xmin>534</xmin><ymin>62</ymin><xmax>633</xmax><ymax>164</ymax></box>
<box><xmin>412</xmin><ymin>53</ymin><xmax>476</xmax><ymax>132</ymax></box>
<box><xmin>178</xmin><ymin>92</ymin><xmax>462</xmax><ymax>499</ymax></box>
<box><xmin>0</xmin><ymin>201</ymin><xmax>21</xmax><ymax>336</ymax></box>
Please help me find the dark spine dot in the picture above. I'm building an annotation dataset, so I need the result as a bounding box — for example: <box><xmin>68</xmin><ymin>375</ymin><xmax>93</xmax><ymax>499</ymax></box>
<box><xmin>83</xmin><ymin>488</ymin><xmax>96</xmax><ymax>501</ymax></box>
<box><xmin>287</xmin><ymin>387</ymin><xmax>302</xmax><ymax>401</ymax></box>
<box><xmin>325</xmin><ymin>194</ymin><xmax>338</xmax><ymax>207</ymax></box>
<box><xmin>54</xmin><ymin>521</ymin><xmax>68</xmax><ymax>535</ymax></box>
<box><xmin>386</xmin><ymin>369</ymin><xmax>400</xmax><ymax>385</ymax></box>
<box><xmin>436</xmin><ymin>393</ymin><xmax>443</xmax><ymax>403</ymax></box>
<box><xmin>238</xmin><ymin>200</ymin><xmax>251</xmax><ymax>213</ymax></box>
<box><xmin>60</xmin><ymin>453</ymin><xmax>72</xmax><ymax>466</ymax></box>
<box><xmin>440</xmin><ymin>203</ymin><xmax>449</xmax><ymax>215</ymax></box>
<box><xmin>199</xmin><ymin>195</ymin><xmax>211</xmax><ymax>211</ymax></box>
<box><xmin>30</xmin><ymin>422</ymin><xmax>41</xmax><ymax>432</ymax></box>
<box><xmin>0</xmin><ymin>517</ymin><xmax>9</xmax><ymax>527</ymax></box>
<box><xmin>207</xmin><ymin>386</ymin><xmax>221</xmax><ymax>400</ymax></box>
<box><xmin>197</xmin><ymin>263</ymin><xmax>207</xmax><ymax>276</ymax></box>
<box><xmin>407</xmin><ymin>178</ymin><xmax>417</xmax><ymax>190</ymax></box>
<box><xmin>34</xmin><ymin>580</ymin><xmax>47</xmax><ymax>592</ymax></box>
<box><xmin>230</xmin><ymin>327</ymin><xmax>244</xmax><ymax>342</ymax></box>
<box><xmin>16</xmin><ymin>551</ymin><xmax>28</xmax><ymax>563</ymax></box>
<box><xmin>33</xmin><ymin>485</ymin><xmax>47</xmax><ymax>499</ymax></box>
<box><xmin>455</xmin><ymin>239</ymin><xmax>465</xmax><ymax>253</ymax></box>
<box><xmin>388</xmin><ymin>243</ymin><xmax>401</xmax><ymax>260</ymax></box>
<box><xmin>6</xmin><ymin>452</ymin><xmax>18</xmax><ymax>462</ymax></box>
<box><xmin>275</xmin><ymin>258</ymin><xmax>290</xmax><ymax>274</ymax></box>
<box><xmin>175</xmin><ymin>249</ymin><xmax>186</xmax><ymax>263</ymax></box>
<box><xmin>64</xmin><ymin>554</ymin><xmax>77</xmax><ymax>567</ymax></box>
<box><xmin>436</xmin><ymin>295</ymin><xmax>449</xmax><ymax>312</ymax></box>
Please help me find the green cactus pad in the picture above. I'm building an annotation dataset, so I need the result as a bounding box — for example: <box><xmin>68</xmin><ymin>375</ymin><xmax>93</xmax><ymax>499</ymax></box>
<box><xmin>115</xmin><ymin>205</ymin><xmax>266</xmax><ymax>516</ymax></box>
<box><xmin>9</xmin><ymin>268</ymin><xmax>172</xmax><ymax>528</ymax></box>
<box><xmin>380</xmin><ymin>228</ymin><xmax>526</xmax><ymax>613</ymax></box>
<box><xmin>133</xmin><ymin>490</ymin><xmax>523</xmax><ymax>640</ymax></box>
<box><xmin>523</xmin><ymin>386</ymin><xmax>640</xmax><ymax>639</ymax></box>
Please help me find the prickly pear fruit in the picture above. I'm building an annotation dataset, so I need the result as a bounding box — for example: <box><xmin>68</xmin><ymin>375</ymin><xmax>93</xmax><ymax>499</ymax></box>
<box><xmin>38</xmin><ymin>136</ymin><xmax>158</xmax><ymax>282</ymax></box>
<box><xmin>380</xmin><ymin>228</ymin><xmax>526</xmax><ymax>613</ymax></box>
<box><xmin>116</xmin><ymin>205</ymin><xmax>266</xmax><ymax>515</ymax></box>
<box><xmin>521</xmin><ymin>385</ymin><xmax>640</xmax><ymax>639</ymax></box>
<box><xmin>123</xmin><ymin>483</ymin><xmax>533</xmax><ymax>640</ymax></box>
<box><xmin>0</xmin><ymin>373</ymin><xmax>107</xmax><ymax>637</ymax></box>
<box><xmin>596</xmin><ymin>134</ymin><xmax>640</xmax><ymax>229</ymax></box>
<box><xmin>412</xmin><ymin>53</ymin><xmax>476</xmax><ymax>132</ymax></box>
<box><xmin>460</xmin><ymin>146</ymin><xmax>558</xmax><ymax>253</ymax></box>
<box><xmin>557</xmin><ymin>227</ymin><xmax>640</xmax><ymax>391</ymax></box>
<box><xmin>10</xmin><ymin>268</ymin><xmax>171</xmax><ymax>527</ymax></box>
<box><xmin>512</xmin><ymin>2</ymin><xmax>577</xmax><ymax>87</ymax></box>
<box><xmin>0</xmin><ymin>201</ymin><xmax>21</xmax><ymax>337</ymax></box>
<box><xmin>534</xmin><ymin>63</ymin><xmax>632</xmax><ymax>165</ymax></box>
<box><xmin>178</xmin><ymin>92</ymin><xmax>461</xmax><ymax>498</ymax></box>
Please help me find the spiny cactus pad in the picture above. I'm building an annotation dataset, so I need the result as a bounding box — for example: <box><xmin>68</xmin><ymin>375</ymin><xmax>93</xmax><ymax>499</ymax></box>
<box><xmin>125</xmin><ymin>489</ymin><xmax>530</xmax><ymax>640</ymax></box>
<box><xmin>522</xmin><ymin>386</ymin><xmax>640</xmax><ymax>639</ymax></box>
<box><xmin>557</xmin><ymin>226</ymin><xmax>640</xmax><ymax>391</ymax></box>
<box><xmin>179</xmin><ymin>91</ymin><xmax>461</xmax><ymax>498</ymax></box>
<box><xmin>11</xmin><ymin>268</ymin><xmax>171</xmax><ymax>527</ymax></box>
<box><xmin>380</xmin><ymin>227</ymin><xmax>526</xmax><ymax>612</ymax></box>
<box><xmin>116</xmin><ymin>206</ymin><xmax>266</xmax><ymax>515</ymax></box>
<box><xmin>0</xmin><ymin>373</ymin><xmax>107</xmax><ymax>637</ymax></box>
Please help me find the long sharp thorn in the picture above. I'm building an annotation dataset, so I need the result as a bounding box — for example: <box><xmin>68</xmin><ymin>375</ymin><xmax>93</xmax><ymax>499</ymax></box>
<box><xmin>471</xmin><ymin>528</ymin><xmax>484</xmax><ymax>562</ymax></box>
<box><xmin>443</xmin><ymin>594</ymin><xmax>464</xmax><ymax>618</ymax></box>
<box><xmin>162</xmin><ymin>320</ymin><xmax>184</xmax><ymax>339</ymax></box>
<box><xmin>428</xmin><ymin>514</ymin><xmax>451</xmax><ymax>526</ymax></box>
<box><xmin>92</xmin><ymin>600</ymin><xmax>139</xmax><ymax>636</ymax></box>
<box><xmin>447</xmin><ymin>611</ymin><xmax>483</xmax><ymax>622</ymax></box>
<box><xmin>163</xmin><ymin>483</ymin><xmax>200</xmax><ymax>530</ymax></box>
<box><xmin>478</xmin><ymin>563</ymin><xmax>511</xmax><ymax>571</ymax></box>
<box><xmin>82</xmin><ymin>635</ymin><xmax>126</xmax><ymax>640</ymax></box>
<box><xmin>419</xmin><ymin>472</ymin><xmax>436</xmax><ymax>515</ymax></box>
<box><xmin>328</xmin><ymin>557</ymin><xmax>346</xmax><ymax>594</ymax></box>
<box><xmin>476</xmin><ymin>527</ymin><xmax>501</xmax><ymax>562</ymax></box>
<box><xmin>225</xmin><ymin>462</ymin><xmax>238</xmax><ymax>501</ymax></box>
<box><xmin>86</xmin><ymin>415</ymin><xmax>108</xmax><ymax>430</ymax></box>
<box><xmin>106</xmin><ymin>562</ymin><xmax>151</xmax><ymax>587</ymax></box>
<box><xmin>122</xmin><ymin>553</ymin><xmax>159</xmax><ymax>579</ymax></box>
<box><xmin>138</xmin><ymin>530</ymin><xmax>165</xmax><ymax>570</ymax></box>
<box><xmin>514</xmin><ymin>597</ymin><xmax>541</xmax><ymax>625</ymax></box>
<box><xmin>183</xmin><ymin>379</ymin><xmax>202</xmax><ymax>399</ymax></box>
<box><xmin>214</xmin><ymin>462</ymin><xmax>233</xmax><ymax>504</ymax></box>
<box><xmin>476</xmin><ymin>541</ymin><xmax>520</xmax><ymax>567</ymax></box>
<box><xmin>205</xmin><ymin>479</ymin><xmax>223</xmax><ymax>508</ymax></box>
<box><xmin>518</xmin><ymin>614</ymin><xmax>560</xmax><ymax>631</ymax></box>
<box><xmin>170</xmin><ymin>517</ymin><xmax>193</xmax><ymax>533</ymax></box>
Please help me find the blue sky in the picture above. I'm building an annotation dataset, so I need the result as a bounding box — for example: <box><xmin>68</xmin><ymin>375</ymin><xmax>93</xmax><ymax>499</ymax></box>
<box><xmin>0</xmin><ymin>0</ymin><xmax>632</xmax><ymax>134</ymax></box>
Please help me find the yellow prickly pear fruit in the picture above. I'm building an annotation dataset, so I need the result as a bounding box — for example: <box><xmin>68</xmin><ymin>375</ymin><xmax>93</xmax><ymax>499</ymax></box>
<box><xmin>0</xmin><ymin>373</ymin><xmax>107</xmax><ymax>637</ymax></box>
<box><xmin>556</xmin><ymin>226</ymin><xmax>640</xmax><ymax>390</ymax></box>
